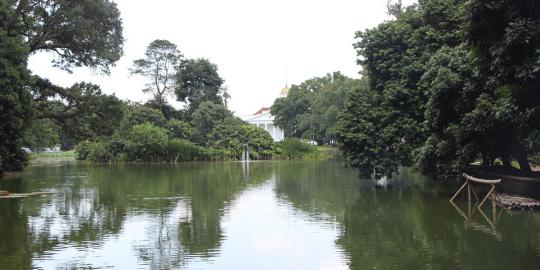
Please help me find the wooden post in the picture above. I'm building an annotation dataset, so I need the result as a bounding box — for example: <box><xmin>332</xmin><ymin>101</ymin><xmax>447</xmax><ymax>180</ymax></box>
<box><xmin>467</xmin><ymin>179</ymin><xmax>471</xmax><ymax>202</ymax></box>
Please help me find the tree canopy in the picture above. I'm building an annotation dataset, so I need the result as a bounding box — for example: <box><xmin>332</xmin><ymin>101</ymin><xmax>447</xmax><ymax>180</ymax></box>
<box><xmin>271</xmin><ymin>72</ymin><xmax>360</xmax><ymax>144</ymax></box>
<box><xmin>339</xmin><ymin>0</ymin><xmax>540</xmax><ymax>178</ymax></box>
<box><xmin>13</xmin><ymin>0</ymin><xmax>124</xmax><ymax>73</ymax></box>
<box><xmin>175</xmin><ymin>58</ymin><xmax>225</xmax><ymax>113</ymax></box>
<box><xmin>0</xmin><ymin>1</ymin><xmax>31</xmax><ymax>173</ymax></box>
<box><xmin>131</xmin><ymin>40</ymin><xmax>182</xmax><ymax>106</ymax></box>
<box><xmin>0</xmin><ymin>0</ymin><xmax>125</xmax><ymax>173</ymax></box>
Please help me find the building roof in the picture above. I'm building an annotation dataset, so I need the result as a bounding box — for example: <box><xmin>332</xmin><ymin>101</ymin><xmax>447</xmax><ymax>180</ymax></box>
<box><xmin>240</xmin><ymin>109</ymin><xmax>275</xmax><ymax>123</ymax></box>
<box><xmin>253</xmin><ymin>107</ymin><xmax>270</xmax><ymax>115</ymax></box>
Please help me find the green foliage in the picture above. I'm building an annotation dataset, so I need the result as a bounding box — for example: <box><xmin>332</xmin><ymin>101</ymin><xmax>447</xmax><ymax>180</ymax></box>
<box><xmin>0</xmin><ymin>1</ymin><xmax>31</xmax><ymax>173</ymax></box>
<box><xmin>340</xmin><ymin>0</ymin><xmax>540</xmax><ymax>178</ymax></box>
<box><xmin>14</xmin><ymin>0</ymin><xmax>124</xmax><ymax>73</ymax></box>
<box><xmin>167</xmin><ymin>119</ymin><xmax>193</xmax><ymax>140</ymax></box>
<box><xmin>175</xmin><ymin>58</ymin><xmax>225</xmax><ymax>113</ymax></box>
<box><xmin>207</xmin><ymin>120</ymin><xmax>277</xmax><ymax>159</ymax></box>
<box><xmin>338</xmin><ymin>79</ymin><xmax>401</xmax><ymax>179</ymax></box>
<box><xmin>166</xmin><ymin>139</ymin><xmax>221</xmax><ymax>162</ymax></box>
<box><xmin>276</xmin><ymin>138</ymin><xmax>317</xmax><ymax>160</ymax></box>
<box><xmin>119</xmin><ymin>105</ymin><xmax>167</xmax><ymax>133</ymax></box>
<box><xmin>207</xmin><ymin>119</ymin><xmax>246</xmax><ymax>159</ymax></box>
<box><xmin>190</xmin><ymin>101</ymin><xmax>232</xmax><ymax>144</ymax></box>
<box><xmin>123</xmin><ymin>123</ymin><xmax>169</xmax><ymax>162</ymax></box>
<box><xmin>145</xmin><ymin>99</ymin><xmax>181</xmax><ymax>120</ymax></box>
<box><xmin>467</xmin><ymin>0</ymin><xmax>540</xmax><ymax>101</ymax></box>
<box><xmin>22</xmin><ymin>119</ymin><xmax>60</xmax><ymax>151</ymax></box>
<box><xmin>241</xmin><ymin>125</ymin><xmax>276</xmax><ymax>159</ymax></box>
<box><xmin>271</xmin><ymin>72</ymin><xmax>359</xmax><ymax>144</ymax></box>
<box><xmin>75</xmin><ymin>140</ymin><xmax>93</xmax><ymax>161</ymax></box>
<box><xmin>1</xmin><ymin>0</ymin><xmax>124</xmax><ymax>173</ymax></box>
<box><xmin>339</xmin><ymin>0</ymin><xmax>466</xmax><ymax>179</ymax></box>
<box><xmin>131</xmin><ymin>40</ymin><xmax>182</xmax><ymax>105</ymax></box>
<box><xmin>32</xmin><ymin>81</ymin><xmax>126</xmax><ymax>145</ymax></box>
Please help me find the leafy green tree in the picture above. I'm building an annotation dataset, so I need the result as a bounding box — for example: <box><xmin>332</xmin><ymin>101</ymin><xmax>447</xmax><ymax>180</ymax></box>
<box><xmin>1</xmin><ymin>0</ymin><xmax>124</xmax><ymax>172</ymax></box>
<box><xmin>22</xmin><ymin>119</ymin><xmax>60</xmax><ymax>151</ymax></box>
<box><xmin>207</xmin><ymin>120</ymin><xmax>276</xmax><ymax>159</ymax></box>
<box><xmin>465</xmin><ymin>0</ymin><xmax>540</xmax><ymax>172</ymax></box>
<box><xmin>338</xmin><ymin>79</ymin><xmax>401</xmax><ymax>179</ymax></box>
<box><xmin>32</xmin><ymin>81</ymin><xmax>125</xmax><ymax>145</ymax></box>
<box><xmin>415</xmin><ymin>46</ymin><xmax>488</xmax><ymax>177</ymax></box>
<box><xmin>0</xmin><ymin>1</ymin><xmax>31</xmax><ymax>173</ymax></box>
<box><xmin>167</xmin><ymin>119</ymin><xmax>192</xmax><ymax>140</ymax></box>
<box><xmin>241</xmin><ymin>124</ymin><xmax>276</xmax><ymax>159</ymax></box>
<box><xmin>12</xmin><ymin>0</ymin><xmax>124</xmax><ymax>73</ymax></box>
<box><xmin>175</xmin><ymin>58</ymin><xmax>225</xmax><ymax>113</ymax></box>
<box><xmin>124</xmin><ymin>123</ymin><xmax>168</xmax><ymax>162</ymax></box>
<box><xmin>190</xmin><ymin>101</ymin><xmax>232</xmax><ymax>144</ymax></box>
<box><xmin>145</xmin><ymin>99</ymin><xmax>181</xmax><ymax>120</ymax></box>
<box><xmin>271</xmin><ymin>72</ymin><xmax>360</xmax><ymax>144</ymax></box>
<box><xmin>271</xmin><ymin>74</ymin><xmax>333</xmax><ymax>138</ymax></box>
<box><xmin>339</xmin><ymin>0</ymin><xmax>464</xmax><ymax>178</ymax></box>
<box><xmin>207</xmin><ymin>119</ymin><xmax>245</xmax><ymax>158</ymax></box>
<box><xmin>119</xmin><ymin>105</ymin><xmax>167</xmax><ymax>133</ymax></box>
<box><xmin>131</xmin><ymin>40</ymin><xmax>182</xmax><ymax>106</ymax></box>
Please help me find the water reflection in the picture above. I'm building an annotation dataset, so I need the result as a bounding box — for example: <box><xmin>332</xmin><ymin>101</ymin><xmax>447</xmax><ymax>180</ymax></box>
<box><xmin>0</xmin><ymin>161</ymin><xmax>540</xmax><ymax>269</ymax></box>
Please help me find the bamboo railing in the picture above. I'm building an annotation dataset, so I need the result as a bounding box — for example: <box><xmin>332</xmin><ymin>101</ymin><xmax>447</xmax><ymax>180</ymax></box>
<box><xmin>450</xmin><ymin>173</ymin><xmax>501</xmax><ymax>210</ymax></box>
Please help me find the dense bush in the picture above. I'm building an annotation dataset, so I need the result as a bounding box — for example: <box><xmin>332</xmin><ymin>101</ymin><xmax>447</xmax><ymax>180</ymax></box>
<box><xmin>76</xmin><ymin>123</ymin><xmax>230</xmax><ymax>163</ymax></box>
<box><xmin>277</xmin><ymin>138</ymin><xmax>317</xmax><ymax>159</ymax></box>
<box><xmin>166</xmin><ymin>139</ymin><xmax>225</xmax><ymax>162</ymax></box>
<box><xmin>207</xmin><ymin>120</ymin><xmax>278</xmax><ymax>160</ymax></box>
<box><xmin>75</xmin><ymin>101</ymin><xmax>324</xmax><ymax>163</ymax></box>
<box><xmin>123</xmin><ymin>123</ymin><xmax>168</xmax><ymax>162</ymax></box>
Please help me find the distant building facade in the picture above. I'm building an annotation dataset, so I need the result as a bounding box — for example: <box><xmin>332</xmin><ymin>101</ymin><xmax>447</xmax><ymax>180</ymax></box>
<box><xmin>239</xmin><ymin>86</ymin><xmax>289</xmax><ymax>142</ymax></box>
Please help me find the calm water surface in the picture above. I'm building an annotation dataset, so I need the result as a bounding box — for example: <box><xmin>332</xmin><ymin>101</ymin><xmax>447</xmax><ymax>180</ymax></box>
<box><xmin>1</xmin><ymin>160</ymin><xmax>540</xmax><ymax>269</ymax></box>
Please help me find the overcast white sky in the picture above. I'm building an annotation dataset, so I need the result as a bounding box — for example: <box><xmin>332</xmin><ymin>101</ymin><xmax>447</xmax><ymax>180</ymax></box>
<box><xmin>28</xmin><ymin>0</ymin><xmax>415</xmax><ymax>115</ymax></box>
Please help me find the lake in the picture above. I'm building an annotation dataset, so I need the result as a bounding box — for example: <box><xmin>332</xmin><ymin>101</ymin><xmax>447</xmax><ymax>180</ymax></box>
<box><xmin>1</xmin><ymin>160</ymin><xmax>540</xmax><ymax>269</ymax></box>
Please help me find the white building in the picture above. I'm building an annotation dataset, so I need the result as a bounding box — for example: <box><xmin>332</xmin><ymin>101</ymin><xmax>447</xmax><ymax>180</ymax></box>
<box><xmin>239</xmin><ymin>86</ymin><xmax>289</xmax><ymax>142</ymax></box>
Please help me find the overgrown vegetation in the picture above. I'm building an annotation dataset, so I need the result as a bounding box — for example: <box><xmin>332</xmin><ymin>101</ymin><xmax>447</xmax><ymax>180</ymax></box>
<box><xmin>271</xmin><ymin>72</ymin><xmax>362</xmax><ymax>145</ymax></box>
<box><xmin>338</xmin><ymin>0</ymin><xmax>540</xmax><ymax>179</ymax></box>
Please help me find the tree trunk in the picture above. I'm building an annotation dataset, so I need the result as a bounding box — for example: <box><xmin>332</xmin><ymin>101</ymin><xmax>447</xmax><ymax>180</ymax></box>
<box><xmin>502</xmin><ymin>152</ymin><xmax>512</xmax><ymax>170</ymax></box>
<box><xmin>511</xmin><ymin>141</ymin><xmax>532</xmax><ymax>173</ymax></box>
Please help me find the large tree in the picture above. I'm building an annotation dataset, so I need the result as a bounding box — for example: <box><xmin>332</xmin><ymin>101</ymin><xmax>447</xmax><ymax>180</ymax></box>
<box><xmin>0</xmin><ymin>1</ymin><xmax>31</xmax><ymax>173</ymax></box>
<box><xmin>339</xmin><ymin>0</ymin><xmax>464</xmax><ymax>178</ymax></box>
<box><xmin>1</xmin><ymin>0</ymin><xmax>124</xmax><ymax>172</ymax></box>
<box><xmin>31</xmin><ymin>81</ymin><xmax>125</xmax><ymax>146</ymax></box>
<box><xmin>271</xmin><ymin>72</ymin><xmax>362</xmax><ymax>144</ymax></box>
<box><xmin>340</xmin><ymin>0</ymin><xmax>540</xmax><ymax>179</ymax></box>
<box><xmin>131</xmin><ymin>39</ymin><xmax>182</xmax><ymax>106</ymax></box>
<box><xmin>175</xmin><ymin>58</ymin><xmax>225</xmax><ymax>114</ymax></box>
<box><xmin>190</xmin><ymin>101</ymin><xmax>232</xmax><ymax>144</ymax></box>
<box><xmin>466</xmin><ymin>0</ymin><xmax>540</xmax><ymax>172</ymax></box>
<box><xmin>12</xmin><ymin>0</ymin><xmax>124</xmax><ymax>73</ymax></box>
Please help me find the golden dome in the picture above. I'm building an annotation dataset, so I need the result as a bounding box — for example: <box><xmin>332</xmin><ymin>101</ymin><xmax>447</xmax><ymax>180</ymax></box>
<box><xmin>280</xmin><ymin>86</ymin><xmax>289</xmax><ymax>97</ymax></box>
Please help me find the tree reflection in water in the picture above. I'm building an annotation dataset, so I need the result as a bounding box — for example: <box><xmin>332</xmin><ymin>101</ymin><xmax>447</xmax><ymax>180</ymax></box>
<box><xmin>1</xmin><ymin>161</ymin><xmax>540</xmax><ymax>270</ymax></box>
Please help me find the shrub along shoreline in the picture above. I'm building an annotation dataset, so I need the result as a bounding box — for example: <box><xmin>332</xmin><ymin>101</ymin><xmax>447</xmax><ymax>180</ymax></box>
<box><xmin>76</xmin><ymin>135</ymin><xmax>329</xmax><ymax>163</ymax></box>
<box><xmin>74</xmin><ymin>107</ymin><xmax>330</xmax><ymax>164</ymax></box>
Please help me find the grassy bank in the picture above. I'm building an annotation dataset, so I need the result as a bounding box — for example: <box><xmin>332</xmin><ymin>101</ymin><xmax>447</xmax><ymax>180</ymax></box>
<box><xmin>28</xmin><ymin>150</ymin><xmax>76</xmax><ymax>164</ymax></box>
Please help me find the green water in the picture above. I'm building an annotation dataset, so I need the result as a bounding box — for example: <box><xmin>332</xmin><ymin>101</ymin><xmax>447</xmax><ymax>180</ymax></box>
<box><xmin>1</xmin><ymin>160</ymin><xmax>539</xmax><ymax>269</ymax></box>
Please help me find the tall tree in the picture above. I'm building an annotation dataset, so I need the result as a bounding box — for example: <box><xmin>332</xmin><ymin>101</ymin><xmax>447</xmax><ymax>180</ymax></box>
<box><xmin>339</xmin><ymin>0</ymin><xmax>464</xmax><ymax>178</ymax></box>
<box><xmin>12</xmin><ymin>0</ymin><xmax>124</xmax><ymax>73</ymax></box>
<box><xmin>0</xmin><ymin>1</ymin><xmax>31</xmax><ymax>173</ymax></box>
<box><xmin>271</xmin><ymin>72</ymin><xmax>360</xmax><ymax>144</ymax></box>
<box><xmin>131</xmin><ymin>39</ymin><xmax>183</xmax><ymax>106</ymax></box>
<box><xmin>1</xmin><ymin>0</ymin><xmax>125</xmax><ymax>172</ymax></box>
<box><xmin>190</xmin><ymin>101</ymin><xmax>232</xmax><ymax>144</ymax></box>
<box><xmin>32</xmin><ymin>81</ymin><xmax>125</xmax><ymax>147</ymax></box>
<box><xmin>175</xmin><ymin>58</ymin><xmax>224</xmax><ymax>113</ymax></box>
<box><xmin>271</xmin><ymin>74</ymin><xmax>332</xmax><ymax>138</ymax></box>
<box><xmin>466</xmin><ymin>0</ymin><xmax>540</xmax><ymax>172</ymax></box>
